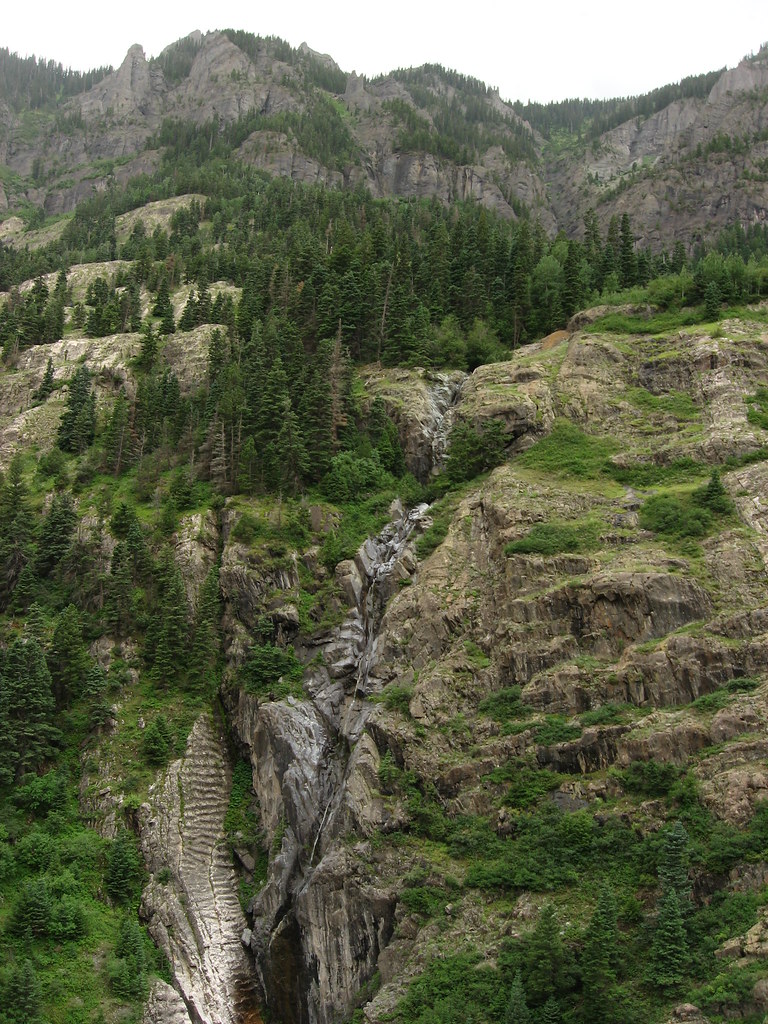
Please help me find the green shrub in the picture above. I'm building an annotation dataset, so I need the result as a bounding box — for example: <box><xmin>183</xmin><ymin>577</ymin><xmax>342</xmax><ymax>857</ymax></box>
<box><xmin>580</xmin><ymin>703</ymin><xmax>632</xmax><ymax>727</ymax></box>
<box><xmin>624</xmin><ymin>386</ymin><xmax>699</xmax><ymax>421</ymax></box>
<box><xmin>14</xmin><ymin>828</ymin><xmax>56</xmax><ymax>871</ymax></box>
<box><xmin>534</xmin><ymin>716</ymin><xmax>582</xmax><ymax>745</ymax></box>
<box><xmin>725</xmin><ymin>676</ymin><xmax>760</xmax><ymax>693</ymax></box>
<box><xmin>639</xmin><ymin>493</ymin><xmax>711</xmax><ymax>537</ymax></box>
<box><xmin>445</xmin><ymin>420</ymin><xmax>507</xmax><ymax>482</ymax></box>
<box><xmin>639</xmin><ymin>471</ymin><xmax>733</xmax><ymax>541</ymax></box>
<box><xmin>746</xmin><ymin>386</ymin><xmax>768</xmax><ymax>430</ymax></box>
<box><xmin>463</xmin><ymin>640</ymin><xmax>490</xmax><ymax>668</ymax></box>
<box><xmin>231</xmin><ymin>511</ymin><xmax>264</xmax><ymax>545</ymax></box>
<box><xmin>377</xmin><ymin>750</ymin><xmax>400</xmax><ymax>792</ymax></box>
<box><xmin>375</xmin><ymin>685</ymin><xmax>413</xmax><ymax>716</ymax></box>
<box><xmin>224</xmin><ymin>760</ymin><xmax>264</xmax><ymax>868</ymax></box>
<box><xmin>50</xmin><ymin>894</ymin><xmax>88</xmax><ymax>940</ymax></box>
<box><xmin>484</xmin><ymin>763</ymin><xmax>565</xmax><ymax>809</ymax></box>
<box><xmin>690</xmin><ymin>689</ymin><xmax>733</xmax><ymax>712</ymax></box>
<box><xmin>606</xmin><ymin>457</ymin><xmax>705</xmax><ymax>487</ymax></box>
<box><xmin>415</xmin><ymin>517</ymin><xmax>449</xmax><ymax>559</ymax></box>
<box><xmin>321</xmin><ymin>451</ymin><xmax>394</xmax><ymax>503</ymax></box>
<box><xmin>478</xmin><ymin>686</ymin><xmax>530</xmax><ymax>723</ymax></box>
<box><xmin>505</xmin><ymin>519</ymin><xmax>600</xmax><ymax>557</ymax></box>
<box><xmin>240</xmin><ymin>642</ymin><xmax>304</xmax><ymax>700</ymax></box>
<box><xmin>394</xmin><ymin>952</ymin><xmax>505</xmax><ymax>1024</ymax></box>
<box><xmin>517</xmin><ymin>420</ymin><xmax>616</xmax><ymax>479</ymax></box>
<box><xmin>614</xmin><ymin>760</ymin><xmax>681</xmax><ymax>797</ymax></box>
<box><xmin>399</xmin><ymin>884</ymin><xmax>447</xmax><ymax>916</ymax></box>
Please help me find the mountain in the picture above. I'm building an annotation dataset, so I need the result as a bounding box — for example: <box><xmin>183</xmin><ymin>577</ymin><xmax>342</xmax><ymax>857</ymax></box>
<box><xmin>1</xmin><ymin>32</ymin><xmax>768</xmax><ymax>247</ymax></box>
<box><xmin>2</xmin><ymin>27</ymin><xmax>768</xmax><ymax>1024</ymax></box>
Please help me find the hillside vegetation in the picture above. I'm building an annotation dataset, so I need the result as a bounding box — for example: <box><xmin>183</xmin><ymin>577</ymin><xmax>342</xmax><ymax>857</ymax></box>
<box><xmin>0</xmin><ymin>33</ymin><xmax>768</xmax><ymax>1024</ymax></box>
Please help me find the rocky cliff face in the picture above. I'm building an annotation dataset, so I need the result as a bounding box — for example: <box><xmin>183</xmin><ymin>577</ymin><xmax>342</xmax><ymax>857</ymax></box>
<box><xmin>547</xmin><ymin>58</ymin><xmax>768</xmax><ymax>246</ymax></box>
<box><xmin>12</xmin><ymin>33</ymin><xmax>768</xmax><ymax>244</ymax></box>
<box><xmin>173</xmin><ymin>314</ymin><xmax>762</xmax><ymax>1023</ymax></box>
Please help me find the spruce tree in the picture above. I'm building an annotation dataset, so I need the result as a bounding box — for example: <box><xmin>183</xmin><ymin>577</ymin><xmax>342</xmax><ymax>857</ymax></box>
<box><xmin>105</xmin><ymin>829</ymin><xmax>142</xmax><ymax>904</ymax></box>
<box><xmin>0</xmin><ymin>636</ymin><xmax>60</xmax><ymax>780</ymax></box>
<box><xmin>524</xmin><ymin>903</ymin><xmax>566</xmax><ymax>1006</ymax></box>
<box><xmin>658</xmin><ymin>820</ymin><xmax>691</xmax><ymax>904</ymax></box>
<box><xmin>34</xmin><ymin>357</ymin><xmax>55</xmax><ymax>401</ymax></box>
<box><xmin>139</xmin><ymin>320</ymin><xmax>158</xmax><ymax>369</ymax></box>
<box><xmin>5</xmin><ymin>958</ymin><xmax>43</xmax><ymax>1023</ymax></box>
<box><xmin>58</xmin><ymin>365</ymin><xmax>95</xmax><ymax>453</ymax></box>
<box><xmin>649</xmin><ymin>888</ymin><xmax>687</xmax><ymax>987</ymax></box>
<box><xmin>36</xmin><ymin>491</ymin><xmax>76</xmax><ymax>577</ymax></box>
<box><xmin>151</xmin><ymin>556</ymin><xmax>189</xmax><ymax>684</ymax></box>
<box><xmin>0</xmin><ymin>454</ymin><xmax>35</xmax><ymax>609</ymax></box>
<box><xmin>581</xmin><ymin>883</ymin><xmax>619</xmax><ymax>1022</ymax></box>
<box><xmin>619</xmin><ymin>213</ymin><xmax>637</xmax><ymax>287</ymax></box>
<box><xmin>103</xmin><ymin>391</ymin><xmax>131</xmax><ymax>475</ymax></box>
<box><xmin>275</xmin><ymin>399</ymin><xmax>309</xmax><ymax>495</ymax></box>
<box><xmin>190</xmin><ymin>568</ymin><xmax>221</xmax><ymax>688</ymax></box>
<box><xmin>504</xmin><ymin>971</ymin><xmax>531</xmax><ymax>1024</ymax></box>
<box><xmin>48</xmin><ymin>604</ymin><xmax>91</xmax><ymax>707</ymax></box>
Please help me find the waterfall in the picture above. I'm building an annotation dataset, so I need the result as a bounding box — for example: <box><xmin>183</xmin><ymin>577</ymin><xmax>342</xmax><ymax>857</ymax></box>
<box><xmin>234</xmin><ymin>500</ymin><xmax>430</xmax><ymax>1024</ymax></box>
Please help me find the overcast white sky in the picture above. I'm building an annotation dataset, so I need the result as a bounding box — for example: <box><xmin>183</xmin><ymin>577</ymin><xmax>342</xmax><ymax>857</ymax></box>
<box><xmin>3</xmin><ymin>1</ymin><xmax>767</xmax><ymax>104</ymax></box>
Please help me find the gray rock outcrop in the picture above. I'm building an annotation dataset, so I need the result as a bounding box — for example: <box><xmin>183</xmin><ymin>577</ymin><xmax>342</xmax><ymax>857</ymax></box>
<box><xmin>140</xmin><ymin>714</ymin><xmax>261</xmax><ymax>1024</ymax></box>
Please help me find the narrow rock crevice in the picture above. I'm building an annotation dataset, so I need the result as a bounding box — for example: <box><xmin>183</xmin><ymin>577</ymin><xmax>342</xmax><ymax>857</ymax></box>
<box><xmin>230</xmin><ymin>501</ymin><xmax>430</xmax><ymax>1024</ymax></box>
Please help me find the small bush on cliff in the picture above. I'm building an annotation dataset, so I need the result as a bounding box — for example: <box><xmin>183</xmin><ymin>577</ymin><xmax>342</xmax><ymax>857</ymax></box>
<box><xmin>478</xmin><ymin>686</ymin><xmax>530</xmax><ymax>724</ymax></box>
<box><xmin>505</xmin><ymin>519</ymin><xmax>601</xmax><ymax>557</ymax></box>
<box><xmin>240</xmin><ymin>642</ymin><xmax>304</xmax><ymax>700</ymax></box>
<box><xmin>517</xmin><ymin>420</ymin><xmax>616</xmax><ymax>479</ymax></box>
<box><xmin>445</xmin><ymin>420</ymin><xmax>507</xmax><ymax>482</ymax></box>
<box><xmin>640</xmin><ymin>471</ymin><xmax>733</xmax><ymax>540</ymax></box>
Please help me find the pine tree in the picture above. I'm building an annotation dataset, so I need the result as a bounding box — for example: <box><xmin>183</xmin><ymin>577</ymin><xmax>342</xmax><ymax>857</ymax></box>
<box><xmin>34</xmin><ymin>357</ymin><xmax>55</xmax><ymax>401</ymax></box>
<box><xmin>5</xmin><ymin>958</ymin><xmax>43</xmax><ymax>1023</ymax></box>
<box><xmin>649</xmin><ymin>888</ymin><xmax>687</xmax><ymax>987</ymax></box>
<box><xmin>275</xmin><ymin>398</ymin><xmax>309</xmax><ymax>495</ymax></box>
<box><xmin>619</xmin><ymin>213</ymin><xmax>637</xmax><ymax>288</ymax></box>
<box><xmin>178</xmin><ymin>290</ymin><xmax>198</xmax><ymax>331</ymax></box>
<box><xmin>151</xmin><ymin>555</ymin><xmax>189</xmax><ymax>684</ymax></box>
<box><xmin>139</xmin><ymin>320</ymin><xmax>158</xmax><ymax>369</ymax></box>
<box><xmin>103</xmin><ymin>390</ymin><xmax>131</xmax><ymax>475</ymax></box>
<box><xmin>504</xmin><ymin>971</ymin><xmax>531</xmax><ymax>1024</ymax></box>
<box><xmin>58</xmin><ymin>365</ymin><xmax>95</xmax><ymax>453</ymax></box>
<box><xmin>0</xmin><ymin>636</ymin><xmax>60</xmax><ymax>780</ymax></box>
<box><xmin>110</xmin><ymin>917</ymin><xmax>148</xmax><ymax>999</ymax></box>
<box><xmin>524</xmin><ymin>903</ymin><xmax>566</xmax><ymax>1005</ymax></box>
<box><xmin>83</xmin><ymin>664</ymin><xmax>111</xmax><ymax>729</ymax></box>
<box><xmin>539</xmin><ymin>997</ymin><xmax>561</xmax><ymax>1024</ymax></box>
<box><xmin>48</xmin><ymin>604</ymin><xmax>91</xmax><ymax>707</ymax></box>
<box><xmin>0</xmin><ymin>454</ymin><xmax>35</xmax><ymax>609</ymax></box>
<box><xmin>36</xmin><ymin>491</ymin><xmax>76</xmax><ymax>577</ymax></box>
<box><xmin>105</xmin><ymin>829</ymin><xmax>142</xmax><ymax>904</ymax></box>
<box><xmin>581</xmin><ymin>884</ymin><xmax>619</xmax><ymax>1022</ymax></box>
<box><xmin>705</xmin><ymin>280</ymin><xmax>721</xmax><ymax>321</ymax></box>
<box><xmin>658</xmin><ymin>820</ymin><xmax>691</xmax><ymax>904</ymax></box>
<box><xmin>142</xmin><ymin>714</ymin><xmax>173</xmax><ymax>765</ymax></box>
<box><xmin>190</xmin><ymin>568</ymin><xmax>221</xmax><ymax>688</ymax></box>
<box><xmin>107</xmin><ymin>542</ymin><xmax>133</xmax><ymax>637</ymax></box>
